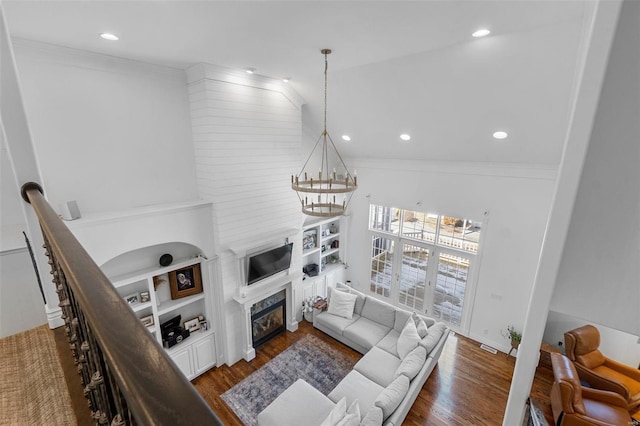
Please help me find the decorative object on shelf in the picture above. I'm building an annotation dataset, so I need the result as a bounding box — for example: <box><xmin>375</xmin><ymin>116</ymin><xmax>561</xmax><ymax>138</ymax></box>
<box><xmin>124</xmin><ymin>293</ymin><xmax>139</xmax><ymax>305</ymax></box>
<box><xmin>139</xmin><ymin>291</ymin><xmax>150</xmax><ymax>303</ymax></box>
<box><xmin>503</xmin><ymin>325</ymin><xmax>522</xmax><ymax>357</ymax></box>
<box><xmin>140</xmin><ymin>314</ymin><xmax>154</xmax><ymax>328</ymax></box>
<box><xmin>330</xmin><ymin>223</ymin><xmax>337</xmax><ymax>234</ymax></box>
<box><xmin>331</xmin><ymin>240</ymin><xmax>339</xmax><ymax>249</ymax></box>
<box><xmin>153</xmin><ymin>273</ymin><xmax>168</xmax><ymax>290</ymax></box>
<box><xmin>169</xmin><ymin>263</ymin><xmax>203</xmax><ymax>300</ymax></box>
<box><xmin>290</xmin><ymin>49</ymin><xmax>358</xmax><ymax>218</ymax></box>
<box><xmin>303</xmin><ymin>263</ymin><xmax>319</xmax><ymax>277</ymax></box>
<box><xmin>184</xmin><ymin>317</ymin><xmax>201</xmax><ymax>333</ymax></box>
<box><xmin>161</xmin><ymin>315</ymin><xmax>190</xmax><ymax>348</ymax></box>
<box><xmin>159</xmin><ymin>253</ymin><xmax>173</xmax><ymax>267</ymax></box>
<box><xmin>303</xmin><ymin>230</ymin><xmax>317</xmax><ymax>250</ymax></box>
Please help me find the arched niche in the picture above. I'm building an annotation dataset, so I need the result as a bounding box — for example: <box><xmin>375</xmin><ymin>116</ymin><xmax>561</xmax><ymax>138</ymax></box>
<box><xmin>100</xmin><ymin>242</ymin><xmax>203</xmax><ymax>278</ymax></box>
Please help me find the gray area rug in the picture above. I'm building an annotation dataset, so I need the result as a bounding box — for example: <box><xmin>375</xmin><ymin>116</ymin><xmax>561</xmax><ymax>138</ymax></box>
<box><xmin>221</xmin><ymin>334</ymin><xmax>356</xmax><ymax>426</ymax></box>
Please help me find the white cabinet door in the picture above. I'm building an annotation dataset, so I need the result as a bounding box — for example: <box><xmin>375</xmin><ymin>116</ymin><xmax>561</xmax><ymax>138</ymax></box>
<box><xmin>193</xmin><ymin>334</ymin><xmax>216</xmax><ymax>376</ymax></box>
<box><xmin>170</xmin><ymin>346</ymin><xmax>194</xmax><ymax>380</ymax></box>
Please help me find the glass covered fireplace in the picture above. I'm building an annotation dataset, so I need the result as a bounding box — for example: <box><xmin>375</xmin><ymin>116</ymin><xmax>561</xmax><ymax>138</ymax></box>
<box><xmin>251</xmin><ymin>289</ymin><xmax>286</xmax><ymax>348</ymax></box>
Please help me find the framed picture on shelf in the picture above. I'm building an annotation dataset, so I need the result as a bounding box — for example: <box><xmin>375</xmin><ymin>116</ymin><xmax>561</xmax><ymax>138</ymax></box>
<box><xmin>124</xmin><ymin>293</ymin><xmax>139</xmax><ymax>305</ymax></box>
<box><xmin>139</xmin><ymin>291</ymin><xmax>151</xmax><ymax>303</ymax></box>
<box><xmin>169</xmin><ymin>263</ymin><xmax>203</xmax><ymax>300</ymax></box>
<box><xmin>140</xmin><ymin>314</ymin><xmax>154</xmax><ymax>328</ymax></box>
<box><xmin>184</xmin><ymin>317</ymin><xmax>200</xmax><ymax>333</ymax></box>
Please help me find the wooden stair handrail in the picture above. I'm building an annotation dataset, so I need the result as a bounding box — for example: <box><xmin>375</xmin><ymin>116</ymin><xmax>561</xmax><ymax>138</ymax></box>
<box><xmin>22</xmin><ymin>182</ymin><xmax>222</xmax><ymax>426</ymax></box>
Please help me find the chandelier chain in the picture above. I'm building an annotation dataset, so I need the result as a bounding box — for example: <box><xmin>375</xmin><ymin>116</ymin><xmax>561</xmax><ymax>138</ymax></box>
<box><xmin>324</xmin><ymin>51</ymin><xmax>328</xmax><ymax>133</ymax></box>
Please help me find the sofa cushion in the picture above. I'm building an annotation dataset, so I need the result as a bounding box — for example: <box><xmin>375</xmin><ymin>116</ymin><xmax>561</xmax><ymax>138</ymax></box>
<box><xmin>336</xmin><ymin>399</ymin><xmax>360</xmax><ymax>426</ymax></box>
<box><xmin>374</xmin><ymin>375</ymin><xmax>410</xmax><ymax>420</ymax></box>
<box><xmin>394</xmin><ymin>309</ymin><xmax>412</xmax><ymax>333</ymax></box>
<box><xmin>258</xmin><ymin>378</ymin><xmax>335</xmax><ymax>426</ymax></box>
<box><xmin>397</xmin><ymin>318</ymin><xmax>421</xmax><ymax>359</ymax></box>
<box><xmin>376</xmin><ymin>329</ymin><xmax>400</xmax><ymax>356</ymax></box>
<box><xmin>419</xmin><ymin>322</ymin><xmax>447</xmax><ymax>354</ymax></box>
<box><xmin>361</xmin><ymin>297</ymin><xmax>396</xmax><ymax>328</ymax></box>
<box><xmin>354</xmin><ymin>346</ymin><xmax>402</xmax><ymax>387</ymax></box>
<box><xmin>315</xmin><ymin>312</ymin><xmax>361</xmax><ymax>335</ymax></box>
<box><xmin>321</xmin><ymin>396</ymin><xmax>346</xmax><ymax>426</ymax></box>
<box><xmin>328</xmin><ymin>290</ymin><xmax>358</xmax><ymax>319</ymax></box>
<box><xmin>394</xmin><ymin>345</ymin><xmax>427</xmax><ymax>381</ymax></box>
<box><xmin>328</xmin><ymin>370</ymin><xmax>384</xmax><ymax>416</ymax></box>
<box><xmin>360</xmin><ymin>406</ymin><xmax>383</xmax><ymax>426</ymax></box>
<box><xmin>331</xmin><ymin>286</ymin><xmax>366</xmax><ymax>316</ymax></box>
<box><xmin>343</xmin><ymin>317</ymin><xmax>390</xmax><ymax>351</ymax></box>
<box><xmin>412</xmin><ymin>312</ymin><xmax>429</xmax><ymax>339</ymax></box>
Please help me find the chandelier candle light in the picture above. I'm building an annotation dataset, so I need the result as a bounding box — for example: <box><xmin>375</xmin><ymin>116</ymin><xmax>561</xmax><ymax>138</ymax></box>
<box><xmin>291</xmin><ymin>49</ymin><xmax>358</xmax><ymax>217</ymax></box>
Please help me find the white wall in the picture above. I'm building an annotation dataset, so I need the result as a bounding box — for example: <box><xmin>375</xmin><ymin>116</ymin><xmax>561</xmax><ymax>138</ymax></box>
<box><xmin>551</xmin><ymin>0</ymin><xmax>639</xmax><ymax>337</ymax></box>
<box><xmin>346</xmin><ymin>159</ymin><xmax>556</xmax><ymax>353</ymax></box>
<box><xmin>186</xmin><ymin>64</ymin><xmax>304</xmax><ymax>364</ymax></box>
<box><xmin>12</xmin><ymin>39</ymin><xmax>199</xmax><ymax>215</ymax></box>
<box><xmin>1</xmin><ymin>125</ymin><xmax>47</xmax><ymax>337</ymax></box>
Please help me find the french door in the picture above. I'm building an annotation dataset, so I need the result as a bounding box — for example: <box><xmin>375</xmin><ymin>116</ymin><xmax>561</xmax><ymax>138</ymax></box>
<box><xmin>370</xmin><ymin>235</ymin><xmax>474</xmax><ymax>330</ymax></box>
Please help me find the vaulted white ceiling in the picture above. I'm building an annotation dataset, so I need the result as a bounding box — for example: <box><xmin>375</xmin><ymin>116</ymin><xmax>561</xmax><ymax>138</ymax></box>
<box><xmin>3</xmin><ymin>1</ymin><xmax>588</xmax><ymax>165</ymax></box>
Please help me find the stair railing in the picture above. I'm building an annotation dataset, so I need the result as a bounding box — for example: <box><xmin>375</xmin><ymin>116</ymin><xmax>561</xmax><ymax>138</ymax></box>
<box><xmin>21</xmin><ymin>182</ymin><xmax>222</xmax><ymax>426</ymax></box>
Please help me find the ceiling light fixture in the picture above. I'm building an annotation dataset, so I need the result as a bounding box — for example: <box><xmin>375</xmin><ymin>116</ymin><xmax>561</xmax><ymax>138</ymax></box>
<box><xmin>400</xmin><ymin>134</ymin><xmax>411</xmax><ymax>141</ymax></box>
<box><xmin>291</xmin><ymin>49</ymin><xmax>358</xmax><ymax>217</ymax></box>
<box><xmin>282</xmin><ymin>77</ymin><xmax>290</xmax><ymax>83</ymax></box>
<box><xmin>472</xmin><ymin>29</ymin><xmax>491</xmax><ymax>38</ymax></box>
<box><xmin>100</xmin><ymin>33</ymin><xmax>119</xmax><ymax>41</ymax></box>
<box><xmin>245</xmin><ymin>67</ymin><xmax>256</xmax><ymax>74</ymax></box>
<box><xmin>341</xmin><ymin>135</ymin><xmax>351</xmax><ymax>142</ymax></box>
<box><xmin>493</xmin><ymin>131</ymin><xmax>508</xmax><ymax>140</ymax></box>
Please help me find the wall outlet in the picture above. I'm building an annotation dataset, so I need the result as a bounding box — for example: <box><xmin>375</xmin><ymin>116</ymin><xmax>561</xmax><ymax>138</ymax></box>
<box><xmin>558</xmin><ymin>341</ymin><xmax>563</xmax><ymax>346</ymax></box>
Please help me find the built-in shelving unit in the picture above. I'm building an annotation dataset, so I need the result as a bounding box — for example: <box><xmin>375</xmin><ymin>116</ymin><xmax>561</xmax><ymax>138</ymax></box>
<box><xmin>109</xmin><ymin>256</ymin><xmax>216</xmax><ymax>380</ymax></box>
<box><xmin>298</xmin><ymin>217</ymin><xmax>347</xmax><ymax>319</ymax></box>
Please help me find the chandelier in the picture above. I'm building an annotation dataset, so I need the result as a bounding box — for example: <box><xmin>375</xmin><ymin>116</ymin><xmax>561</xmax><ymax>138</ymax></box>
<box><xmin>291</xmin><ymin>49</ymin><xmax>358</xmax><ymax>217</ymax></box>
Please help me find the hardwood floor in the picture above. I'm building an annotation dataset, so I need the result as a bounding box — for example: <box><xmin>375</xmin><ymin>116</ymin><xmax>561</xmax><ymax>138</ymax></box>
<box><xmin>193</xmin><ymin>321</ymin><xmax>556</xmax><ymax>425</ymax></box>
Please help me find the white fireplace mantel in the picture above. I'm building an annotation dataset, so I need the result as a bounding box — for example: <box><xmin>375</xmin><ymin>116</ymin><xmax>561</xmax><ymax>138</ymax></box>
<box><xmin>232</xmin><ymin>272</ymin><xmax>301</xmax><ymax>361</ymax></box>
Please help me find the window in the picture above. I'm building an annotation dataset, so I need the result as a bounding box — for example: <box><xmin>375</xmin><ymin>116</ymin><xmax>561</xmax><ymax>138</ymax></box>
<box><xmin>368</xmin><ymin>205</ymin><xmax>482</xmax><ymax>328</ymax></box>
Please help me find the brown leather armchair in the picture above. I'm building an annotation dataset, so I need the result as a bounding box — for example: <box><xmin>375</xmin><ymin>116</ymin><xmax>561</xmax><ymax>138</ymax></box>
<box><xmin>550</xmin><ymin>352</ymin><xmax>632</xmax><ymax>425</ymax></box>
<box><xmin>565</xmin><ymin>325</ymin><xmax>640</xmax><ymax>410</ymax></box>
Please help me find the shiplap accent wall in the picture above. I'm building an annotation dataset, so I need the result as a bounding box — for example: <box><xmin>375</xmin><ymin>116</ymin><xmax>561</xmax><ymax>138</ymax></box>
<box><xmin>186</xmin><ymin>63</ymin><xmax>304</xmax><ymax>363</ymax></box>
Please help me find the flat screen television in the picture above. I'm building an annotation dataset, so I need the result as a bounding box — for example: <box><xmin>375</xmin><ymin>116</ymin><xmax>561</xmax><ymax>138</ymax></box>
<box><xmin>247</xmin><ymin>242</ymin><xmax>293</xmax><ymax>285</ymax></box>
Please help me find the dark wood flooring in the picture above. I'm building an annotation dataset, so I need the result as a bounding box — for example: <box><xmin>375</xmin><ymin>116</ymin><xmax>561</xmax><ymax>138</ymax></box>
<box><xmin>193</xmin><ymin>321</ymin><xmax>556</xmax><ymax>425</ymax></box>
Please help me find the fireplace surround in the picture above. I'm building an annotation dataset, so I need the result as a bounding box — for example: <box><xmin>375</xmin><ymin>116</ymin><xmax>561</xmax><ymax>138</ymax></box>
<box><xmin>251</xmin><ymin>290</ymin><xmax>286</xmax><ymax>347</ymax></box>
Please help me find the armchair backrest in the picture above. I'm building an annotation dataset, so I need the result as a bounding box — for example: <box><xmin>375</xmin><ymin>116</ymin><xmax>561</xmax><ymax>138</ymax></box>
<box><xmin>551</xmin><ymin>353</ymin><xmax>587</xmax><ymax>415</ymax></box>
<box><xmin>564</xmin><ymin>325</ymin><xmax>606</xmax><ymax>369</ymax></box>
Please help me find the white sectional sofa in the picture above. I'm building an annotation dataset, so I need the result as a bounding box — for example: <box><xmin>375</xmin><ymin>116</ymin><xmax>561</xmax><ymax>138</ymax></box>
<box><xmin>258</xmin><ymin>284</ymin><xmax>450</xmax><ymax>426</ymax></box>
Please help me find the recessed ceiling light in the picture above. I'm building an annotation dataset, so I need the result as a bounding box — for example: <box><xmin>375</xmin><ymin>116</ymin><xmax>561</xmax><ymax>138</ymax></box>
<box><xmin>400</xmin><ymin>134</ymin><xmax>411</xmax><ymax>141</ymax></box>
<box><xmin>282</xmin><ymin>77</ymin><xmax>290</xmax><ymax>83</ymax></box>
<box><xmin>245</xmin><ymin>67</ymin><xmax>256</xmax><ymax>74</ymax></box>
<box><xmin>472</xmin><ymin>29</ymin><xmax>491</xmax><ymax>38</ymax></box>
<box><xmin>100</xmin><ymin>33</ymin><xmax>119</xmax><ymax>41</ymax></box>
<box><xmin>341</xmin><ymin>135</ymin><xmax>351</xmax><ymax>141</ymax></box>
<box><xmin>493</xmin><ymin>131</ymin><xmax>508</xmax><ymax>140</ymax></box>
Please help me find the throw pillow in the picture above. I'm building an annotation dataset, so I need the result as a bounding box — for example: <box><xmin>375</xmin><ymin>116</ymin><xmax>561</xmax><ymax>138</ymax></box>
<box><xmin>360</xmin><ymin>406</ymin><xmax>383</xmax><ymax>426</ymax></box>
<box><xmin>374</xmin><ymin>375</ymin><xmax>410</xmax><ymax>420</ymax></box>
<box><xmin>393</xmin><ymin>345</ymin><xmax>427</xmax><ymax>381</ymax></box>
<box><xmin>327</xmin><ymin>290</ymin><xmax>357</xmax><ymax>319</ymax></box>
<box><xmin>419</xmin><ymin>322</ymin><xmax>447</xmax><ymax>354</ymax></box>
<box><xmin>397</xmin><ymin>317</ymin><xmax>420</xmax><ymax>359</ymax></box>
<box><xmin>320</xmin><ymin>396</ymin><xmax>347</xmax><ymax>426</ymax></box>
<box><xmin>412</xmin><ymin>312</ymin><xmax>429</xmax><ymax>339</ymax></box>
<box><xmin>335</xmin><ymin>399</ymin><xmax>360</xmax><ymax>426</ymax></box>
